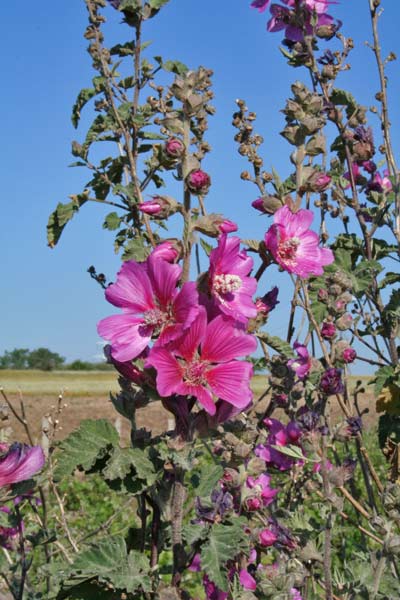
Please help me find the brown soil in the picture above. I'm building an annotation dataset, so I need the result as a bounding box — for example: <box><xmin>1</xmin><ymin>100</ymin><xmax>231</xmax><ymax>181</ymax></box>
<box><xmin>1</xmin><ymin>395</ymin><xmax>170</xmax><ymax>445</ymax></box>
<box><xmin>1</xmin><ymin>389</ymin><xmax>377</xmax><ymax>446</ymax></box>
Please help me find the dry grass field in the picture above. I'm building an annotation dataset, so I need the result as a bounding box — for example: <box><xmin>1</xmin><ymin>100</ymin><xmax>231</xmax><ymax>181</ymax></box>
<box><xmin>0</xmin><ymin>370</ymin><xmax>375</xmax><ymax>444</ymax></box>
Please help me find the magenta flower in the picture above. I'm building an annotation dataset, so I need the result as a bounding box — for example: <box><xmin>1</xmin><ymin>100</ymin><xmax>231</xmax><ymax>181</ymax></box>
<box><xmin>0</xmin><ymin>444</ymin><xmax>45</xmax><ymax>488</ymax></box>
<box><xmin>267</xmin><ymin>3</ymin><xmax>335</xmax><ymax>42</ymax></box>
<box><xmin>288</xmin><ymin>342</ymin><xmax>312</xmax><ymax>380</ymax></box>
<box><xmin>146</xmin><ymin>308</ymin><xmax>257</xmax><ymax>415</ymax></box>
<box><xmin>98</xmin><ymin>254</ymin><xmax>199</xmax><ymax>362</ymax></box>
<box><xmin>239</xmin><ymin>569</ymin><xmax>257</xmax><ymax>591</ymax></box>
<box><xmin>208</xmin><ymin>234</ymin><xmax>257</xmax><ymax>323</ymax></box>
<box><xmin>245</xmin><ymin>473</ymin><xmax>278</xmax><ymax>507</ymax></box>
<box><xmin>203</xmin><ymin>575</ymin><xmax>228</xmax><ymax>600</ymax></box>
<box><xmin>259</xmin><ymin>528</ymin><xmax>278</xmax><ymax>547</ymax></box>
<box><xmin>250</xmin><ymin>0</ymin><xmax>270</xmax><ymax>12</ymax></box>
<box><xmin>264</xmin><ymin>205</ymin><xmax>334</xmax><ymax>277</ymax></box>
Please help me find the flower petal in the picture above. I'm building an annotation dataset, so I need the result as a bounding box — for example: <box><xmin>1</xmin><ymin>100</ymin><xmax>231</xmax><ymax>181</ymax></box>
<box><xmin>202</xmin><ymin>316</ymin><xmax>257</xmax><ymax>362</ymax></box>
<box><xmin>206</xmin><ymin>361</ymin><xmax>253</xmax><ymax>408</ymax></box>
<box><xmin>105</xmin><ymin>260</ymin><xmax>154</xmax><ymax>312</ymax></box>
<box><xmin>146</xmin><ymin>348</ymin><xmax>183</xmax><ymax>397</ymax></box>
<box><xmin>97</xmin><ymin>314</ymin><xmax>151</xmax><ymax>361</ymax></box>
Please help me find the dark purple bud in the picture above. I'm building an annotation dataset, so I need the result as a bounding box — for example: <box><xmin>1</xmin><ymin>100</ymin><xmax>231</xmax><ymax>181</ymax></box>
<box><xmin>319</xmin><ymin>368</ymin><xmax>344</xmax><ymax>395</ymax></box>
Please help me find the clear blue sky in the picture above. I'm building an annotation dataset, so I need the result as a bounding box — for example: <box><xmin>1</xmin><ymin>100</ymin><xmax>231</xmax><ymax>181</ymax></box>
<box><xmin>1</xmin><ymin>1</ymin><xmax>400</xmax><ymax>365</ymax></box>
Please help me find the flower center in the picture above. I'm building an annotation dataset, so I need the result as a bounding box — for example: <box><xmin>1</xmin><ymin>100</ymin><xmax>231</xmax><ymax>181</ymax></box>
<box><xmin>213</xmin><ymin>273</ymin><xmax>242</xmax><ymax>295</ymax></box>
<box><xmin>278</xmin><ymin>237</ymin><xmax>300</xmax><ymax>265</ymax></box>
<box><xmin>183</xmin><ymin>360</ymin><xmax>207</xmax><ymax>386</ymax></box>
<box><xmin>143</xmin><ymin>308</ymin><xmax>167</xmax><ymax>329</ymax></box>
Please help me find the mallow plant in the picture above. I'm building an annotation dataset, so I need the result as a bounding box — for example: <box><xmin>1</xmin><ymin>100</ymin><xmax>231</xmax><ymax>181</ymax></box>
<box><xmin>2</xmin><ymin>0</ymin><xmax>400</xmax><ymax>598</ymax></box>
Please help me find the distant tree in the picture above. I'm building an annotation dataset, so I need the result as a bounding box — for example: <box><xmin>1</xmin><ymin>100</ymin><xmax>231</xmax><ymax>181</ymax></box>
<box><xmin>67</xmin><ymin>359</ymin><xmax>95</xmax><ymax>371</ymax></box>
<box><xmin>26</xmin><ymin>348</ymin><xmax>65</xmax><ymax>371</ymax></box>
<box><xmin>0</xmin><ymin>348</ymin><xmax>30</xmax><ymax>369</ymax></box>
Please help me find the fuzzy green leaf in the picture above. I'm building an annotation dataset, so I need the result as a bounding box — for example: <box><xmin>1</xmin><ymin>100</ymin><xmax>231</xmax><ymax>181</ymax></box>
<box><xmin>47</xmin><ymin>195</ymin><xmax>88</xmax><ymax>248</ymax></box>
<box><xmin>194</xmin><ymin>464</ymin><xmax>224</xmax><ymax>498</ymax></box>
<box><xmin>121</xmin><ymin>236</ymin><xmax>151</xmax><ymax>261</ymax></box>
<box><xmin>71</xmin><ymin>88</ymin><xmax>98</xmax><ymax>129</ymax></box>
<box><xmin>53</xmin><ymin>419</ymin><xmax>118</xmax><ymax>480</ymax></box>
<box><xmin>256</xmin><ymin>332</ymin><xmax>295</xmax><ymax>357</ymax></box>
<box><xmin>201</xmin><ymin>521</ymin><xmax>247</xmax><ymax>592</ymax></box>
<box><xmin>103</xmin><ymin>212</ymin><xmax>122</xmax><ymax>231</ymax></box>
<box><xmin>103</xmin><ymin>447</ymin><xmax>157</xmax><ymax>489</ymax></box>
<box><xmin>63</xmin><ymin>536</ymin><xmax>150</xmax><ymax>594</ymax></box>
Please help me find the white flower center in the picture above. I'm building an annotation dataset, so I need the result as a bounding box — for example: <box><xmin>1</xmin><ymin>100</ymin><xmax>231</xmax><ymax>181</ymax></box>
<box><xmin>213</xmin><ymin>273</ymin><xmax>242</xmax><ymax>295</ymax></box>
<box><xmin>278</xmin><ymin>237</ymin><xmax>300</xmax><ymax>265</ymax></box>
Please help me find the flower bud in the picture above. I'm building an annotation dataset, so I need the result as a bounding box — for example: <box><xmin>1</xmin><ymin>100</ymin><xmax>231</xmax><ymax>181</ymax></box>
<box><xmin>186</xmin><ymin>169</ymin><xmax>211</xmax><ymax>195</ymax></box>
<box><xmin>336</xmin><ymin>312</ymin><xmax>353</xmax><ymax>331</ymax></box>
<box><xmin>151</xmin><ymin>240</ymin><xmax>182</xmax><ymax>263</ymax></box>
<box><xmin>321</xmin><ymin>321</ymin><xmax>336</xmax><ymax>340</ymax></box>
<box><xmin>259</xmin><ymin>528</ymin><xmax>278</xmax><ymax>547</ymax></box>
<box><xmin>342</xmin><ymin>347</ymin><xmax>357</xmax><ymax>364</ymax></box>
<box><xmin>217</xmin><ymin>219</ymin><xmax>238</xmax><ymax>234</ymax></box>
<box><xmin>252</xmin><ymin>195</ymin><xmax>282</xmax><ymax>215</ymax></box>
<box><xmin>244</xmin><ymin>496</ymin><xmax>262</xmax><ymax>511</ymax></box>
<box><xmin>319</xmin><ymin>368</ymin><xmax>344</xmax><ymax>395</ymax></box>
<box><xmin>164</xmin><ymin>137</ymin><xmax>185</xmax><ymax>159</ymax></box>
<box><xmin>138</xmin><ymin>195</ymin><xmax>178</xmax><ymax>219</ymax></box>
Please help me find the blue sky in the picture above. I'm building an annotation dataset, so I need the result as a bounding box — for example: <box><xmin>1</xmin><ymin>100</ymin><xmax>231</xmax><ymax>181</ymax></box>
<box><xmin>1</xmin><ymin>1</ymin><xmax>400</xmax><ymax>366</ymax></box>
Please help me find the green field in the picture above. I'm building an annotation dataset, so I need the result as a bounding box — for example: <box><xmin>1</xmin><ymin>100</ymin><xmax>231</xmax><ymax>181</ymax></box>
<box><xmin>0</xmin><ymin>369</ymin><xmax>120</xmax><ymax>396</ymax></box>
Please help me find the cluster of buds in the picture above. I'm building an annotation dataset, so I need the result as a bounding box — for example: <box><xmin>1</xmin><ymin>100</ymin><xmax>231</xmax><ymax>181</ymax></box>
<box><xmin>232</xmin><ymin>99</ymin><xmax>269</xmax><ymax>185</ymax></box>
<box><xmin>281</xmin><ymin>82</ymin><xmax>326</xmax><ymax>148</ymax></box>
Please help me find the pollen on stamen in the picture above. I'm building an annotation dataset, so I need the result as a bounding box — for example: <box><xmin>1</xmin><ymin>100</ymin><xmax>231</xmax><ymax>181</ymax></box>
<box><xmin>213</xmin><ymin>273</ymin><xmax>242</xmax><ymax>295</ymax></box>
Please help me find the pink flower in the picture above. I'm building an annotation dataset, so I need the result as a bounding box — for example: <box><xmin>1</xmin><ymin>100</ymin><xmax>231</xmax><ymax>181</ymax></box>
<box><xmin>239</xmin><ymin>569</ymin><xmax>257</xmax><ymax>591</ymax></box>
<box><xmin>259</xmin><ymin>528</ymin><xmax>278</xmax><ymax>547</ymax></box>
<box><xmin>98</xmin><ymin>253</ymin><xmax>199</xmax><ymax>362</ymax></box>
<box><xmin>146</xmin><ymin>308</ymin><xmax>257</xmax><ymax>415</ymax></box>
<box><xmin>0</xmin><ymin>444</ymin><xmax>45</xmax><ymax>488</ymax></box>
<box><xmin>250</xmin><ymin>0</ymin><xmax>270</xmax><ymax>12</ymax></box>
<box><xmin>264</xmin><ymin>205</ymin><xmax>334</xmax><ymax>277</ymax></box>
<box><xmin>208</xmin><ymin>235</ymin><xmax>257</xmax><ymax>322</ymax></box>
<box><xmin>203</xmin><ymin>575</ymin><xmax>228</xmax><ymax>600</ymax></box>
<box><xmin>245</xmin><ymin>473</ymin><xmax>278</xmax><ymax>507</ymax></box>
<box><xmin>186</xmin><ymin>169</ymin><xmax>211</xmax><ymax>195</ymax></box>
<box><xmin>288</xmin><ymin>342</ymin><xmax>312</xmax><ymax>380</ymax></box>
<box><xmin>291</xmin><ymin>588</ymin><xmax>303</xmax><ymax>600</ymax></box>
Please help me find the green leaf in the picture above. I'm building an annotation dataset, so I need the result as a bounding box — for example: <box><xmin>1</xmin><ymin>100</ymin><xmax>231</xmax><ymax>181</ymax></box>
<box><xmin>201</xmin><ymin>521</ymin><xmax>247</xmax><ymax>592</ymax></box>
<box><xmin>371</xmin><ymin>365</ymin><xmax>395</xmax><ymax>395</ymax></box>
<box><xmin>182</xmin><ymin>523</ymin><xmax>207</xmax><ymax>546</ymax></box>
<box><xmin>53</xmin><ymin>419</ymin><xmax>118</xmax><ymax>480</ymax></box>
<box><xmin>63</xmin><ymin>536</ymin><xmax>150</xmax><ymax>594</ymax></box>
<box><xmin>271</xmin><ymin>444</ymin><xmax>306</xmax><ymax>461</ymax></box>
<box><xmin>330</xmin><ymin>88</ymin><xmax>358</xmax><ymax>118</ymax></box>
<box><xmin>194</xmin><ymin>464</ymin><xmax>223</xmax><ymax>499</ymax></box>
<box><xmin>162</xmin><ymin>59</ymin><xmax>188</xmax><ymax>75</ymax></box>
<box><xmin>256</xmin><ymin>332</ymin><xmax>295</xmax><ymax>357</ymax></box>
<box><xmin>199</xmin><ymin>238</ymin><xmax>214</xmax><ymax>257</ymax></box>
<box><xmin>379</xmin><ymin>272</ymin><xmax>400</xmax><ymax>289</ymax></box>
<box><xmin>47</xmin><ymin>194</ymin><xmax>88</xmax><ymax>248</ymax></box>
<box><xmin>103</xmin><ymin>212</ymin><xmax>122</xmax><ymax>231</ymax></box>
<box><xmin>103</xmin><ymin>446</ymin><xmax>157</xmax><ymax>489</ymax></box>
<box><xmin>149</xmin><ymin>0</ymin><xmax>170</xmax><ymax>9</ymax></box>
<box><xmin>110</xmin><ymin>41</ymin><xmax>136</xmax><ymax>57</ymax></box>
<box><xmin>121</xmin><ymin>237</ymin><xmax>151</xmax><ymax>261</ymax></box>
<box><xmin>71</xmin><ymin>88</ymin><xmax>98</xmax><ymax>129</ymax></box>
